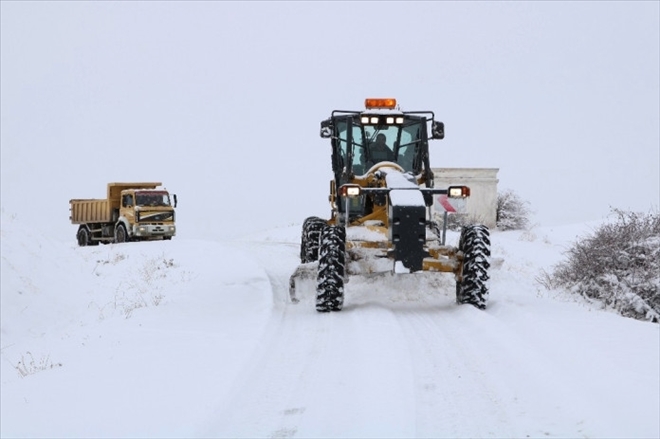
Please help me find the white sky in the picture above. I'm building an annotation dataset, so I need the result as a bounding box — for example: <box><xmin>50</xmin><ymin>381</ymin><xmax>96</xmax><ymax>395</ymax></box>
<box><xmin>2</xmin><ymin>2</ymin><xmax>658</xmax><ymax>240</ymax></box>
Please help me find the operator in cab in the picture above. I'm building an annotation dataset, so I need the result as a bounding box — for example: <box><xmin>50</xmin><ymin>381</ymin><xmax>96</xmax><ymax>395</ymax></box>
<box><xmin>369</xmin><ymin>133</ymin><xmax>394</xmax><ymax>163</ymax></box>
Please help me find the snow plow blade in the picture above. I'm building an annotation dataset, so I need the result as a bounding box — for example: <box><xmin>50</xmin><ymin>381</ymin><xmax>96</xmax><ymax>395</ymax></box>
<box><xmin>288</xmin><ymin>263</ymin><xmax>318</xmax><ymax>304</ymax></box>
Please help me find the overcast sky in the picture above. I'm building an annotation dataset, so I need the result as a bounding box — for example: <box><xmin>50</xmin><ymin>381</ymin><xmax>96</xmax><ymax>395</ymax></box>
<box><xmin>2</xmin><ymin>1</ymin><xmax>658</xmax><ymax>241</ymax></box>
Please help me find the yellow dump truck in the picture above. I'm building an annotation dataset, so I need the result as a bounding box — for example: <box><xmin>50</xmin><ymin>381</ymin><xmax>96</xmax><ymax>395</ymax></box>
<box><xmin>70</xmin><ymin>182</ymin><xmax>177</xmax><ymax>246</ymax></box>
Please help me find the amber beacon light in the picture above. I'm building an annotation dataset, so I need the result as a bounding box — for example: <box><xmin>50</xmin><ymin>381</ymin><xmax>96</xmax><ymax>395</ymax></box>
<box><xmin>365</xmin><ymin>98</ymin><xmax>397</xmax><ymax>109</ymax></box>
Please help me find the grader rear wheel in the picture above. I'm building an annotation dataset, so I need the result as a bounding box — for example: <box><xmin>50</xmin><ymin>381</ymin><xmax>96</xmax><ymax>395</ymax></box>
<box><xmin>300</xmin><ymin>216</ymin><xmax>327</xmax><ymax>263</ymax></box>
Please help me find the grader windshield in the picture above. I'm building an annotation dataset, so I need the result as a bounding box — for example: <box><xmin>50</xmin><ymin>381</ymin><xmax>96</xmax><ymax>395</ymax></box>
<box><xmin>333</xmin><ymin>115</ymin><xmax>428</xmax><ymax>176</ymax></box>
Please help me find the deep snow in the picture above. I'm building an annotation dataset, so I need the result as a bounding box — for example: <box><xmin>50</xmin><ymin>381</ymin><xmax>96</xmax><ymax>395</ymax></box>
<box><xmin>1</xmin><ymin>210</ymin><xmax>659</xmax><ymax>438</ymax></box>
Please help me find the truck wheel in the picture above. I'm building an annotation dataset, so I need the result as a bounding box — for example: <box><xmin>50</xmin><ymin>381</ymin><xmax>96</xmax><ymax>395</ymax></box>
<box><xmin>115</xmin><ymin>224</ymin><xmax>128</xmax><ymax>244</ymax></box>
<box><xmin>77</xmin><ymin>227</ymin><xmax>90</xmax><ymax>247</ymax></box>
<box><xmin>300</xmin><ymin>216</ymin><xmax>326</xmax><ymax>263</ymax></box>
<box><xmin>456</xmin><ymin>224</ymin><xmax>490</xmax><ymax>309</ymax></box>
<box><xmin>316</xmin><ymin>225</ymin><xmax>346</xmax><ymax>312</ymax></box>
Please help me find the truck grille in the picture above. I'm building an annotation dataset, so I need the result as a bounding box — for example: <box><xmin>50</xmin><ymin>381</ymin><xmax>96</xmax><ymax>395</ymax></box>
<box><xmin>139</xmin><ymin>212</ymin><xmax>174</xmax><ymax>222</ymax></box>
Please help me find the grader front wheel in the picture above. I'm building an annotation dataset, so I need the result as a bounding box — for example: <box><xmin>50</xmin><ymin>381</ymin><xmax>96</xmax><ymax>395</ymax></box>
<box><xmin>316</xmin><ymin>225</ymin><xmax>346</xmax><ymax>312</ymax></box>
<box><xmin>456</xmin><ymin>224</ymin><xmax>491</xmax><ymax>309</ymax></box>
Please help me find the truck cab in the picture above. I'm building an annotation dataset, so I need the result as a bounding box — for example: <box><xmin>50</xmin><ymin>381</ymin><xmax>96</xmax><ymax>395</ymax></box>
<box><xmin>117</xmin><ymin>188</ymin><xmax>177</xmax><ymax>241</ymax></box>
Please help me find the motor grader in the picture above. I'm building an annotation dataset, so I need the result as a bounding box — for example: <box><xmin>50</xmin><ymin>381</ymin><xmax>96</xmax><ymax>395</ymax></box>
<box><xmin>290</xmin><ymin>98</ymin><xmax>490</xmax><ymax>312</ymax></box>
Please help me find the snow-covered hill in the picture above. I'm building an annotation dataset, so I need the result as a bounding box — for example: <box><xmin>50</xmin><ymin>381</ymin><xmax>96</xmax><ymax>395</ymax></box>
<box><xmin>1</xmin><ymin>211</ymin><xmax>658</xmax><ymax>438</ymax></box>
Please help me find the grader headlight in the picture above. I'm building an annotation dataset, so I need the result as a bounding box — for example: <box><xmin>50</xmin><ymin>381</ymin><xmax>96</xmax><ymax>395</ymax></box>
<box><xmin>385</xmin><ymin>116</ymin><xmax>404</xmax><ymax>124</ymax></box>
<box><xmin>361</xmin><ymin>116</ymin><xmax>380</xmax><ymax>124</ymax></box>
<box><xmin>448</xmin><ymin>186</ymin><xmax>471</xmax><ymax>198</ymax></box>
<box><xmin>361</xmin><ymin>115</ymin><xmax>404</xmax><ymax>125</ymax></box>
<box><xmin>360</xmin><ymin>116</ymin><xmax>382</xmax><ymax>124</ymax></box>
<box><xmin>339</xmin><ymin>184</ymin><xmax>362</xmax><ymax>198</ymax></box>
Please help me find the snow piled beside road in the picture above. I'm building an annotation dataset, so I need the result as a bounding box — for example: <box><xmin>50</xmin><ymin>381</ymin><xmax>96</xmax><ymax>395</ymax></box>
<box><xmin>1</xmin><ymin>211</ymin><xmax>659</xmax><ymax>438</ymax></box>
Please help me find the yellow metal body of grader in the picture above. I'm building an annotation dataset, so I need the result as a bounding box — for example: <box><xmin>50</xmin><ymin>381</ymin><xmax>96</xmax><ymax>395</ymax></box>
<box><xmin>290</xmin><ymin>99</ymin><xmax>490</xmax><ymax>312</ymax></box>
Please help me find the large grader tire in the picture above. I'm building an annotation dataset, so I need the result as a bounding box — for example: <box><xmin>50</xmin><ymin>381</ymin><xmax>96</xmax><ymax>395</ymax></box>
<box><xmin>316</xmin><ymin>225</ymin><xmax>346</xmax><ymax>312</ymax></box>
<box><xmin>456</xmin><ymin>224</ymin><xmax>491</xmax><ymax>309</ymax></box>
<box><xmin>300</xmin><ymin>216</ymin><xmax>327</xmax><ymax>263</ymax></box>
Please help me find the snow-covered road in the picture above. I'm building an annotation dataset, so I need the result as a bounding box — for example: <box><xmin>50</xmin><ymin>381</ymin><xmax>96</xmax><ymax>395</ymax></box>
<box><xmin>208</xmin><ymin>230</ymin><xmax>659</xmax><ymax>438</ymax></box>
<box><xmin>1</xmin><ymin>216</ymin><xmax>658</xmax><ymax>438</ymax></box>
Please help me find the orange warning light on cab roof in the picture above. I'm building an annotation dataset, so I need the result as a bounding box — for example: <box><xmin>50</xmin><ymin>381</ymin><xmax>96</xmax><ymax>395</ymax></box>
<box><xmin>365</xmin><ymin>98</ymin><xmax>397</xmax><ymax>109</ymax></box>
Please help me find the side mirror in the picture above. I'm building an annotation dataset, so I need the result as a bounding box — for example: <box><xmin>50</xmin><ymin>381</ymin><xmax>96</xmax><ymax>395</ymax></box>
<box><xmin>320</xmin><ymin>119</ymin><xmax>333</xmax><ymax>138</ymax></box>
<box><xmin>432</xmin><ymin>121</ymin><xmax>445</xmax><ymax>140</ymax></box>
<box><xmin>173</xmin><ymin>194</ymin><xmax>178</xmax><ymax>208</ymax></box>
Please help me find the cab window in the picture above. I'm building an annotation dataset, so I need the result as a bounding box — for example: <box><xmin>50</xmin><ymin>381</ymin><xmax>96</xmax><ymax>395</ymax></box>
<box><xmin>122</xmin><ymin>194</ymin><xmax>134</xmax><ymax>208</ymax></box>
<box><xmin>336</xmin><ymin>121</ymin><xmax>367</xmax><ymax>175</ymax></box>
<box><xmin>395</xmin><ymin>123</ymin><xmax>422</xmax><ymax>173</ymax></box>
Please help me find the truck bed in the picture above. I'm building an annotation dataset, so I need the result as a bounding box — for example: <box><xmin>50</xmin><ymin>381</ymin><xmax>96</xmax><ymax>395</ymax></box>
<box><xmin>69</xmin><ymin>199</ymin><xmax>112</xmax><ymax>224</ymax></box>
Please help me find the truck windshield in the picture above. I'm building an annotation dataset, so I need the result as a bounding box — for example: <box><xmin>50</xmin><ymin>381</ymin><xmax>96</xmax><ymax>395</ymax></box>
<box><xmin>136</xmin><ymin>191</ymin><xmax>171</xmax><ymax>207</ymax></box>
<box><xmin>336</xmin><ymin>118</ymin><xmax>424</xmax><ymax>175</ymax></box>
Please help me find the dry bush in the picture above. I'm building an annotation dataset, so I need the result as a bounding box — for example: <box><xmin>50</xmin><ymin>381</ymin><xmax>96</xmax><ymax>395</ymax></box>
<box><xmin>545</xmin><ymin>209</ymin><xmax>660</xmax><ymax>322</ymax></box>
<box><xmin>14</xmin><ymin>352</ymin><xmax>62</xmax><ymax>378</ymax></box>
<box><xmin>114</xmin><ymin>255</ymin><xmax>175</xmax><ymax>318</ymax></box>
<box><xmin>497</xmin><ymin>189</ymin><xmax>531</xmax><ymax>231</ymax></box>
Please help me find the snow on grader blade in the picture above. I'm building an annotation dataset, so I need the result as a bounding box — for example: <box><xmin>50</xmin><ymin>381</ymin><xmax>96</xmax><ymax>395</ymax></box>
<box><xmin>289</xmin><ymin>98</ymin><xmax>490</xmax><ymax>312</ymax></box>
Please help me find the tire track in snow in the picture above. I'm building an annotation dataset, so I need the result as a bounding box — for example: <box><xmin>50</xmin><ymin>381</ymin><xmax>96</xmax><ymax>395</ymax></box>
<box><xmin>395</xmin><ymin>307</ymin><xmax>519</xmax><ymax>437</ymax></box>
<box><xmin>204</xmin><ymin>240</ymin><xmax>421</xmax><ymax>438</ymax></box>
<box><xmin>204</xmin><ymin>292</ymin><xmax>421</xmax><ymax>437</ymax></box>
<box><xmin>395</xmin><ymin>305</ymin><xmax>594</xmax><ymax>438</ymax></box>
<box><xmin>204</xmin><ymin>237</ymin><xmax>601</xmax><ymax>438</ymax></box>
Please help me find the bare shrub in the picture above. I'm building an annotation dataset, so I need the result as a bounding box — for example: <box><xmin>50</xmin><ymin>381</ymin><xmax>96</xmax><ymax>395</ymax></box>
<box><xmin>433</xmin><ymin>212</ymin><xmax>482</xmax><ymax>232</ymax></box>
<box><xmin>92</xmin><ymin>252</ymin><xmax>128</xmax><ymax>276</ymax></box>
<box><xmin>14</xmin><ymin>352</ymin><xmax>62</xmax><ymax>378</ymax></box>
<box><xmin>545</xmin><ymin>209</ymin><xmax>660</xmax><ymax>322</ymax></box>
<box><xmin>113</xmin><ymin>254</ymin><xmax>176</xmax><ymax>318</ymax></box>
<box><xmin>497</xmin><ymin>189</ymin><xmax>531</xmax><ymax>231</ymax></box>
